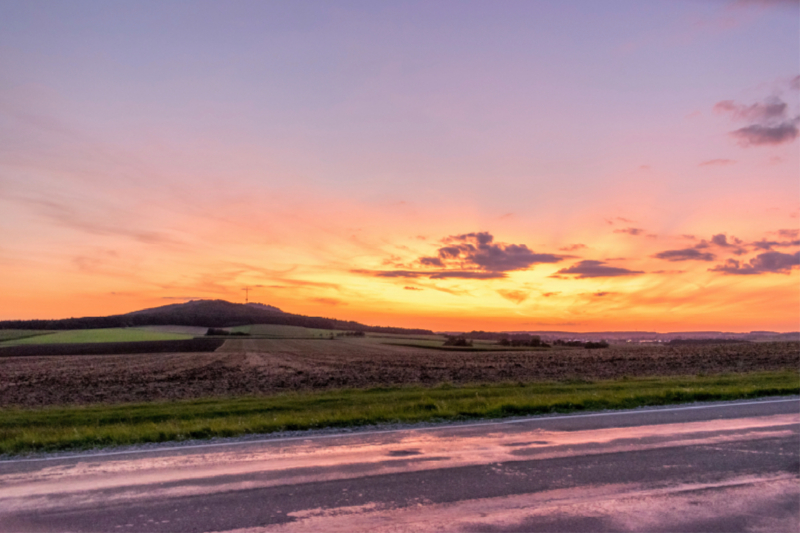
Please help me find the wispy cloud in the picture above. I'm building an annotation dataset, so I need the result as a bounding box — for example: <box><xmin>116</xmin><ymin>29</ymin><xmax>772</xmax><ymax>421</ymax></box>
<box><xmin>713</xmin><ymin>99</ymin><xmax>788</xmax><ymax>122</ymax></box>
<box><xmin>525</xmin><ymin>320</ymin><xmax>584</xmax><ymax>327</ymax></box>
<box><xmin>654</xmin><ymin>233</ymin><xmax>749</xmax><ymax>261</ymax></box>
<box><xmin>699</xmin><ymin>159</ymin><xmax>735</xmax><ymax>167</ymax></box>
<box><xmin>350</xmin><ymin>269</ymin><xmax>506</xmax><ymax>279</ymax></box>
<box><xmin>26</xmin><ymin>198</ymin><xmax>182</xmax><ymax>247</ymax></box>
<box><xmin>751</xmin><ymin>238</ymin><xmax>800</xmax><ymax>251</ymax></box>
<box><xmin>311</xmin><ymin>297</ymin><xmax>345</xmax><ymax>306</ymax></box>
<box><xmin>227</xmin><ymin>262</ymin><xmax>341</xmax><ymax>291</ymax></box>
<box><xmin>430</xmin><ymin>271</ymin><xmax>507</xmax><ymax>279</ymax></box>
<box><xmin>554</xmin><ymin>260</ymin><xmax>644</xmax><ymax>279</ymax></box>
<box><xmin>497</xmin><ymin>289</ymin><xmax>529</xmax><ymax>304</ymax></box>
<box><xmin>354</xmin><ymin>269</ymin><xmax>506</xmax><ymax>280</ymax></box>
<box><xmin>714</xmin><ymin>97</ymin><xmax>799</xmax><ymax>147</ymax></box>
<box><xmin>653</xmin><ymin>248</ymin><xmax>716</xmax><ymax>261</ymax></box>
<box><xmin>613</xmin><ymin>227</ymin><xmax>645</xmax><ymax>236</ymax></box>
<box><xmin>731</xmin><ymin>0</ymin><xmax>800</xmax><ymax>8</ymax></box>
<box><xmin>731</xmin><ymin>121</ymin><xmax>799</xmax><ymax>146</ymax></box>
<box><xmin>604</xmin><ymin>217</ymin><xmax>635</xmax><ymax>225</ymax></box>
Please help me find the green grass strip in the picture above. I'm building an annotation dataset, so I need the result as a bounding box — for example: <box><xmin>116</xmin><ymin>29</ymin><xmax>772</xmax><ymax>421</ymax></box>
<box><xmin>1</xmin><ymin>370</ymin><xmax>797</xmax><ymax>455</ymax></box>
<box><xmin>2</xmin><ymin>328</ymin><xmax>192</xmax><ymax>346</ymax></box>
<box><xmin>0</xmin><ymin>330</ymin><xmax>52</xmax><ymax>343</ymax></box>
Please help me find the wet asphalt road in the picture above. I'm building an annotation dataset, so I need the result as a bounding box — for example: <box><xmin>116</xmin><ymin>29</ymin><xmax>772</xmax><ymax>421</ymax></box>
<box><xmin>0</xmin><ymin>398</ymin><xmax>798</xmax><ymax>532</ymax></box>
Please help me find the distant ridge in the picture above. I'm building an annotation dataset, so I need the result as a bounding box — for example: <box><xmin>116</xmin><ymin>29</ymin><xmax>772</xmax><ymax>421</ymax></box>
<box><xmin>452</xmin><ymin>330</ymin><xmax>800</xmax><ymax>343</ymax></box>
<box><xmin>125</xmin><ymin>299</ymin><xmax>286</xmax><ymax>319</ymax></box>
<box><xmin>0</xmin><ymin>299</ymin><xmax>433</xmax><ymax>335</ymax></box>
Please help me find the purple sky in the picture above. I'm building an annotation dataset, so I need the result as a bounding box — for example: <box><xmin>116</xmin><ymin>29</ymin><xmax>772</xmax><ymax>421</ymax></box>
<box><xmin>1</xmin><ymin>0</ymin><xmax>798</xmax><ymax>331</ymax></box>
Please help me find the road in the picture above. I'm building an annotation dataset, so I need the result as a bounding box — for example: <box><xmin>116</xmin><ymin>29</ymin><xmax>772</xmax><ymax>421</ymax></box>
<box><xmin>0</xmin><ymin>398</ymin><xmax>798</xmax><ymax>532</ymax></box>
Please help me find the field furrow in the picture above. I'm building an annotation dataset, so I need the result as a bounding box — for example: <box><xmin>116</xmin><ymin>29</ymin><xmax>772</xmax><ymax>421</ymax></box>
<box><xmin>0</xmin><ymin>339</ymin><xmax>797</xmax><ymax>407</ymax></box>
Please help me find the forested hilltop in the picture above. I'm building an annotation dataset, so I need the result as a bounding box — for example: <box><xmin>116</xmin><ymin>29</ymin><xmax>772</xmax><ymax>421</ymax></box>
<box><xmin>0</xmin><ymin>299</ymin><xmax>433</xmax><ymax>335</ymax></box>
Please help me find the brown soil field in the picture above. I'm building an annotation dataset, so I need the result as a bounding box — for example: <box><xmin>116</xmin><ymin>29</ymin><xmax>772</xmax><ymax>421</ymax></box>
<box><xmin>0</xmin><ymin>338</ymin><xmax>225</xmax><ymax>357</ymax></box>
<box><xmin>0</xmin><ymin>339</ymin><xmax>797</xmax><ymax>408</ymax></box>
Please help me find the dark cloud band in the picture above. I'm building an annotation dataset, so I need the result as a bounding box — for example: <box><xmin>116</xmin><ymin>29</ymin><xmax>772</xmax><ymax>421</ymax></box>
<box><xmin>709</xmin><ymin>251</ymin><xmax>800</xmax><ymax>275</ymax></box>
<box><xmin>555</xmin><ymin>260</ymin><xmax>643</xmax><ymax>278</ymax></box>
<box><xmin>653</xmin><ymin>248</ymin><xmax>716</xmax><ymax>261</ymax></box>
<box><xmin>354</xmin><ymin>231</ymin><xmax>565</xmax><ymax>281</ymax></box>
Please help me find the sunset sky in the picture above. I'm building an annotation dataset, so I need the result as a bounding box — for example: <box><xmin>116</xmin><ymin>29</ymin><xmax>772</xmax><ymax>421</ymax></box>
<box><xmin>1</xmin><ymin>0</ymin><xmax>798</xmax><ymax>332</ymax></box>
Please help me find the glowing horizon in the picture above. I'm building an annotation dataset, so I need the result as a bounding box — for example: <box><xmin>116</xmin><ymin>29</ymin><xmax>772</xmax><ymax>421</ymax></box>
<box><xmin>1</xmin><ymin>1</ymin><xmax>798</xmax><ymax>332</ymax></box>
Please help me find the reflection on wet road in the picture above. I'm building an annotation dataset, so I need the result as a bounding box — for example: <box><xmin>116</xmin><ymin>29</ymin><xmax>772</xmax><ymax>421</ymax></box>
<box><xmin>0</xmin><ymin>398</ymin><xmax>798</xmax><ymax>532</ymax></box>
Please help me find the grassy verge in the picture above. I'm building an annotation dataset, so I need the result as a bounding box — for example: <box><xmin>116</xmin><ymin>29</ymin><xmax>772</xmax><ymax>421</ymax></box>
<box><xmin>1</xmin><ymin>370</ymin><xmax>797</xmax><ymax>455</ymax></box>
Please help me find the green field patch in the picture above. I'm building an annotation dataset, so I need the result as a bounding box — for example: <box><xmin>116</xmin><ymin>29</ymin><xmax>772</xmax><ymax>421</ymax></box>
<box><xmin>134</xmin><ymin>325</ymin><xmax>209</xmax><ymax>336</ymax></box>
<box><xmin>0</xmin><ymin>370</ymin><xmax>796</xmax><ymax>455</ymax></box>
<box><xmin>367</xmin><ymin>334</ymin><xmax>448</xmax><ymax>342</ymax></box>
<box><xmin>1</xmin><ymin>328</ymin><xmax>193</xmax><ymax>346</ymax></box>
<box><xmin>230</xmin><ymin>324</ymin><xmax>337</xmax><ymax>338</ymax></box>
<box><xmin>0</xmin><ymin>330</ymin><xmax>52</xmax><ymax>343</ymax></box>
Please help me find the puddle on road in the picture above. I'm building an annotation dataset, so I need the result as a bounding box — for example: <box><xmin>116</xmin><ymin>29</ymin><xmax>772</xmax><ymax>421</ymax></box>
<box><xmin>0</xmin><ymin>412</ymin><xmax>796</xmax><ymax>513</ymax></box>
<box><xmin>386</xmin><ymin>449</ymin><xmax>423</xmax><ymax>457</ymax></box>
<box><xmin>243</xmin><ymin>475</ymin><xmax>800</xmax><ymax>533</ymax></box>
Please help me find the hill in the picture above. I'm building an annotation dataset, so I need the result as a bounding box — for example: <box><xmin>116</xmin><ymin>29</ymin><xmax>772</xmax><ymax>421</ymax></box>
<box><xmin>0</xmin><ymin>300</ymin><xmax>433</xmax><ymax>335</ymax></box>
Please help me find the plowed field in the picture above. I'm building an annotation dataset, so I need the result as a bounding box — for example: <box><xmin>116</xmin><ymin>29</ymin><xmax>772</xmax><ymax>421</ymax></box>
<box><xmin>0</xmin><ymin>338</ymin><xmax>797</xmax><ymax>407</ymax></box>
